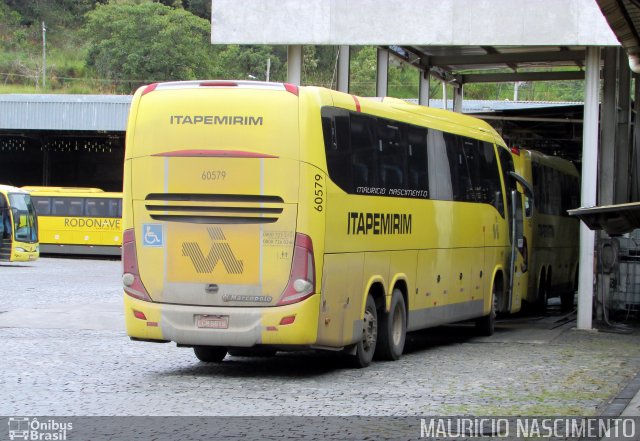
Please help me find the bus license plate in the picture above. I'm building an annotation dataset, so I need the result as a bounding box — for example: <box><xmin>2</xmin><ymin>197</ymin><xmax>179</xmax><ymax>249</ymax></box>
<box><xmin>196</xmin><ymin>315</ymin><xmax>229</xmax><ymax>329</ymax></box>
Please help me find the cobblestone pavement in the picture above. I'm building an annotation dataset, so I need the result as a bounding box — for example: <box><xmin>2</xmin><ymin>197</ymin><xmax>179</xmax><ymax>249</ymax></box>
<box><xmin>1</xmin><ymin>257</ymin><xmax>640</xmax><ymax>418</ymax></box>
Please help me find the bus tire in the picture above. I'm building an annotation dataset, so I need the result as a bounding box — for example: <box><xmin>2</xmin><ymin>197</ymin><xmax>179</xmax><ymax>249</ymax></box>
<box><xmin>193</xmin><ymin>346</ymin><xmax>227</xmax><ymax>362</ymax></box>
<box><xmin>349</xmin><ymin>294</ymin><xmax>378</xmax><ymax>368</ymax></box>
<box><xmin>476</xmin><ymin>282</ymin><xmax>497</xmax><ymax>336</ymax></box>
<box><xmin>375</xmin><ymin>289</ymin><xmax>406</xmax><ymax>361</ymax></box>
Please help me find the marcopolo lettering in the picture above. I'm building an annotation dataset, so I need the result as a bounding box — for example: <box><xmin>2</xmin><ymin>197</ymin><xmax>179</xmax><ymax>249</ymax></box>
<box><xmin>347</xmin><ymin>212</ymin><xmax>412</xmax><ymax>235</ymax></box>
<box><xmin>169</xmin><ymin>115</ymin><xmax>263</xmax><ymax>126</ymax></box>
<box><xmin>64</xmin><ymin>218</ymin><xmax>121</xmax><ymax>230</ymax></box>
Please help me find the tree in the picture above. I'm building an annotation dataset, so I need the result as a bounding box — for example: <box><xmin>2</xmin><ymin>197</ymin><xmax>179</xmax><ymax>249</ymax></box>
<box><xmin>84</xmin><ymin>1</ymin><xmax>216</xmax><ymax>92</ymax></box>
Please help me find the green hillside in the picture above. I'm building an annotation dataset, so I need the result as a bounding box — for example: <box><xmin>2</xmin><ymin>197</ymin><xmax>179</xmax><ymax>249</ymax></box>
<box><xmin>0</xmin><ymin>0</ymin><xmax>585</xmax><ymax>100</ymax></box>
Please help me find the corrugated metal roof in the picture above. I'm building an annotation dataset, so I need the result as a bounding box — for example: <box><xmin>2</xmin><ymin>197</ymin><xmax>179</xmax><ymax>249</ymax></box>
<box><xmin>0</xmin><ymin>94</ymin><xmax>581</xmax><ymax>132</ymax></box>
<box><xmin>0</xmin><ymin>94</ymin><xmax>132</xmax><ymax>131</ymax></box>
<box><xmin>404</xmin><ymin>99</ymin><xmax>582</xmax><ymax>113</ymax></box>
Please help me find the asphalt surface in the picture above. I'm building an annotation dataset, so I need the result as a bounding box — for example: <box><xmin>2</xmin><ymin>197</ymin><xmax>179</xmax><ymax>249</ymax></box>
<box><xmin>1</xmin><ymin>257</ymin><xmax>640</xmax><ymax>439</ymax></box>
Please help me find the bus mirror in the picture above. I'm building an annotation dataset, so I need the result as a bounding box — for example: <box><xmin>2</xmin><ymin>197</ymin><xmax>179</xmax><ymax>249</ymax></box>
<box><xmin>509</xmin><ymin>171</ymin><xmax>534</xmax><ymax>201</ymax></box>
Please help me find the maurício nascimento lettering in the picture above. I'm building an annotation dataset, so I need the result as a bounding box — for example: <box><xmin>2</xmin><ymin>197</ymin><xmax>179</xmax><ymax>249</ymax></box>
<box><xmin>347</xmin><ymin>212</ymin><xmax>412</xmax><ymax>235</ymax></box>
<box><xmin>169</xmin><ymin>115</ymin><xmax>263</xmax><ymax>126</ymax></box>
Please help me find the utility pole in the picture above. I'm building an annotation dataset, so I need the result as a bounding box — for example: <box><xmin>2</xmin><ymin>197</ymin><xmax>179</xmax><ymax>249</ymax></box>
<box><xmin>42</xmin><ymin>21</ymin><xmax>46</xmax><ymax>90</ymax></box>
<box><xmin>266</xmin><ymin>58</ymin><xmax>271</xmax><ymax>82</ymax></box>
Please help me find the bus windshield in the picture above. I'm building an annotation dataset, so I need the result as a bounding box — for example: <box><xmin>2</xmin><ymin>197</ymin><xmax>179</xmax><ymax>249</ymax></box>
<box><xmin>9</xmin><ymin>193</ymin><xmax>38</xmax><ymax>243</ymax></box>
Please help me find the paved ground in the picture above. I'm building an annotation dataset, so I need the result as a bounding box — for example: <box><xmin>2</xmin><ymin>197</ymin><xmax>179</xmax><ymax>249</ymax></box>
<box><xmin>1</xmin><ymin>257</ymin><xmax>640</xmax><ymax>436</ymax></box>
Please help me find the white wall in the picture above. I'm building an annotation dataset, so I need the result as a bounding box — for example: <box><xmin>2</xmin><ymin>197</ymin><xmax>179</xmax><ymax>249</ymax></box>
<box><xmin>211</xmin><ymin>0</ymin><xmax>618</xmax><ymax>46</ymax></box>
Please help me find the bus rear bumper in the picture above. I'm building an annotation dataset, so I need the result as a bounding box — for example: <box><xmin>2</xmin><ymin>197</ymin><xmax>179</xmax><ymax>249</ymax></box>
<box><xmin>124</xmin><ymin>294</ymin><xmax>320</xmax><ymax>347</ymax></box>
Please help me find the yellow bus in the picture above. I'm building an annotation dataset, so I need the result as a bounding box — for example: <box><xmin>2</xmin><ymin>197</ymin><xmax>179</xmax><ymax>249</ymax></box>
<box><xmin>0</xmin><ymin>184</ymin><xmax>39</xmax><ymax>262</ymax></box>
<box><xmin>24</xmin><ymin>187</ymin><xmax>123</xmax><ymax>256</ymax></box>
<box><xmin>512</xmin><ymin>148</ymin><xmax>580</xmax><ymax>312</ymax></box>
<box><xmin>123</xmin><ymin>80</ymin><xmax>530</xmax><ymax>367</ymax></box>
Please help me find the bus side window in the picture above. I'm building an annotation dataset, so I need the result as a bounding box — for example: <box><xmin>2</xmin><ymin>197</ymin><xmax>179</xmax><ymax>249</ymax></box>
<box><xmin>52</xmin><ymin>198</ymin><xmax>67</xmax><ymax>216</ymax></box>
<box><xmin>466</xmin><ymin>141</ymin><xmax>503</xmax><ymax>209</ymax></box>
<box><xmin>322</xmin><ymin>108</ymin><xmax>352</xmax><ymax>193</ymax></box>
<box><xmin>32</xmin><ymin>197</ymin><xmax>51</xmax><ymax>216</ymax></box>
<box><xmin>407</xmin><ymin>127</ymin><xmax>428</xmax><ymax>194</ymax></box>
<box><xmin>444</xmin><ymin>133</ymin><xmax>474</xmax><ymax>202</ymax></box>
<box><xmin>52</xmin><ymin>197</ymin><xmax>83</xmax><ymax>216</ymax></box>
<box><xmin>524</xmin><ymin>196</ymin><xmax>532</xmax><ymax>218</ymax></box>
<box><xmin>69</xmin><ymin>199</ymin><xmax>84</xmax><ymax>216</ymax></box>
<box><xmin>86</xmin><ymin>198</ymin><xmax>110</xmax><ymax>217</ymax></box>
<box><xmin>427</xmin><ymin>129</ymin><xmax>454</xmax><ymax>200</ymax></box>
<box><xmin>350</xmin><ymin>114</ymin><xmax>377</xmax><ymax>189</ymax></box>
<box><xmin>377</xmin><ymin>119</ymin><xmax>406</xmax><ymax>190</ymax></box>
<box><xmin>108</xmin><ymin>199</ymin><xmax>121</xmax><ymax>218</ymax></box>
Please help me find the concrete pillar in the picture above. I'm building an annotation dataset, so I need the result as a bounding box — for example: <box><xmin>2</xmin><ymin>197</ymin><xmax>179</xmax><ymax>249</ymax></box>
<box><xmin>376</xmin><ymin>47</ymin><xmax>389</xmax><ymax>97</ymax></box>
<box><xmin>453</xmin><ymin>84</ymin><xmax>463</xmax><ymax>113</ymax></box>
<box><xmin>633</xmin><ymin>77</ymin><xmax>640</xmax><ymax>201</ymax></box>
<box><xmin>337</xmin><ymin>45</ymin><xmax>350</xmax><ymax>93</ymax></box>
<box><xmin>419</xmin><ymin>68</ymin><xmax>430</xmax><ymax>106</ymax></box>
<box><xmin>615</xmin><ymin>47</ymin><xmax>632</xmax><ymax>204</ymax></box>
<box><xmin>287</xmin><ymin>45</ymin><xmax>302</xmax><ymax>86</ymax></box>
<box><xmin>577</xmin><ymin>46</ymin><xmax>600</xmax><ymax>331</ymax></box>
<box><xmin>599</xmin><ymin>47</ymin><xmax>617</xmax><ymax>206</ymax></box>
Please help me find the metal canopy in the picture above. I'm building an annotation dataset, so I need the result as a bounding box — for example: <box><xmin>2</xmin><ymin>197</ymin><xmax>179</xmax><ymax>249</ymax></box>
<box><xmin>597</xmin><ymin>0</ymin><xmax>640</xmax><ymax>71</ymax></box>
<box><xmin>392</xmin><ymin>45</ymin><xmax>587</xmax><ymax>85</ymax></box>
<box><xmin>569</xmin><ymin>203</ymin><xmax>640</xmax><ymax>236</ymax></box>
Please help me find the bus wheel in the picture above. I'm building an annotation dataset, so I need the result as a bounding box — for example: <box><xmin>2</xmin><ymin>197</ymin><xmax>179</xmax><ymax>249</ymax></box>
<box><xmin>375</xmin><ymin>289</ymin><xmax>406</xmax><ymax>361</ymax></box>
<box><xmin>193</xmin><ymin>346</ymin><xmax>227</xmax><ymax>362</ymax></box>
<box><xmin>476</xmin><ymin>283</ymin><xmax>497</xmax><ymax>336</ymax></box>
<box><xmin>349</xmin><ymin>295</ymin><xmax>378</xmax><ymax>368</ymax></box>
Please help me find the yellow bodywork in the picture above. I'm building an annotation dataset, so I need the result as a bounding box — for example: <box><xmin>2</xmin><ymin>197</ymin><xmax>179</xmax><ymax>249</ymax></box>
<box><xmin>24</xmin><ymin>187</ymin><xmax>122</xmax><ymax>252</ymax></box>
<box><xmin>123</xmin><ymin>82</ymin><xmax>514</xmax><ymax>350</ymax></box>
<box><xmin>0</xmin><ymin>184</ymin><xmax>39</xmax><ymax>262</ymax></box>
<box><xmin>512</xmin><ymin>149</ymin><xmax>580</xmax><ymax>304</ymax></box>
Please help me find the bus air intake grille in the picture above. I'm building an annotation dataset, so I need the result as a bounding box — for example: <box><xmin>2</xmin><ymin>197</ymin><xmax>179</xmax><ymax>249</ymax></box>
<box><xmin>148</xmin><ymin>215</ymin><xmax>277</xmax><ymax>224</ymax></box>
<box><xmin>144</xmin><ymin>193</ymin><xmax>284</xmax><ymax>225</ymax></box>
<box><xmin>146</xmin><ymin>193</ymin><xmax>283</xmax><ymax>204</ymax></box>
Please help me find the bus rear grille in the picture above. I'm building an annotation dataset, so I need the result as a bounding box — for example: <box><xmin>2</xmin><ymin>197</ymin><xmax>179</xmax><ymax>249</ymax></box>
<box><xmin>144</xmin><ymin>193</ymin><xmax>284</xmax><ymax>224</ymax></box>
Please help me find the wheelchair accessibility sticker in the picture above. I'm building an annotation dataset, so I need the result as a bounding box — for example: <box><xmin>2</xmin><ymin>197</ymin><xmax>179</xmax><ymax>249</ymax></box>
<box><xmin>143</xmin><ymin>224</ymin><xmax>163</xmax><ymax>247</ymax></box>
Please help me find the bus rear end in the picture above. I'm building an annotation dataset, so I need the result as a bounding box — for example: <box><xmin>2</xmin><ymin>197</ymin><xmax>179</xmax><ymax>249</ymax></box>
<box><xmin>123</xmin><ymin>81</ymin><xmax>320</xmax><ymax>359</ymax></box>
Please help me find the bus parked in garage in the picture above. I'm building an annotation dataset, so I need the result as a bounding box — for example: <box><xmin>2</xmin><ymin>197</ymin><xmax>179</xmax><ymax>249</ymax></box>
<box><xmin>512</xmin><ymin>148</ymin><xmax>580</xmax><ymax>312</ymax></box>
<box><xmin>0</xmin><ymin>184</ymin><xmax>39</xmax><ymax>262</ymax></box>
<box><xmin>122</xmin><ymin>81</ymin><xmax>530</xmax><ymax>367</ymax></box>
<box><xmin>24</xmin><ymin>186</ymin><xmax>122</xmax><ymax>256</ymax></box>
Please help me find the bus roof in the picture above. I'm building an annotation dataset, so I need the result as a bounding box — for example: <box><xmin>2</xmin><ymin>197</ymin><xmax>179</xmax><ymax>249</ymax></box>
<box><xmin>306</xmin><ymin>86</ymin><xmax>505</xmax><ymax>146</ymax></box>
<box><xmin>22</xmin><ymin>186</ymin><xmax>105</xmax><ymax>193</ymax></box>
<box><xmin>132</xmin><ymin>80</ymin><xmax>506</xmax><ymax>147</ymax></box>
<box><xmin>522</xmin><ymin>149</ymin><xmax>579</xmax><ymax>176</ymax></box>
<box><xmin>0</xmin><ymin>184</ymin><xmax>29</xmax><ymax>195</ymax></box>
<box><xmin>22</xmin><ymin>187</ymin><xmax>122</xmax><ymax>198</ymax></box>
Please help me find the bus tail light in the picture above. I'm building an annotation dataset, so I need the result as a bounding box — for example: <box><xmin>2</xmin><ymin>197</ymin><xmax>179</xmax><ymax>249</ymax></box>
<box><xmin>277</xmin><ymin>233</ymin><xmax>315</xmax><ymax>306</ymax></box>
<box><xmin>284</xmin><ymin>83</ymin><xmax>299</xmax><ymax>96</ymax></box>
<box><xmin>122</xmin><ymin>228</ymin><xmax>152</xmax><ymax>301</ymax></box>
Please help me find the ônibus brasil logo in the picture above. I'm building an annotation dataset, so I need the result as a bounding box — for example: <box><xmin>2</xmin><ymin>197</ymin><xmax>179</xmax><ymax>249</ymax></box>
<box><xmin>8</xmin><ymin>417</ymin><xmax>72</xmax><ymax>440</ymax></box>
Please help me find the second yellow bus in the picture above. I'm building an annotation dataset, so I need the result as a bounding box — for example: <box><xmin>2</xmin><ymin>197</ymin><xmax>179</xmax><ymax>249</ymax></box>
<box><xmin>24</xmin><ymin>187</ymin><xmax>122</xmax><ymax>256</ymax></box>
